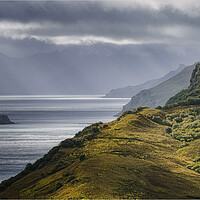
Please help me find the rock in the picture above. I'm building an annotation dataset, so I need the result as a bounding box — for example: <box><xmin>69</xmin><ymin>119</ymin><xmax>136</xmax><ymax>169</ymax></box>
<box><xmin>0</xmin><ymin>115</ymin><xmax>14</xmax><ymax>124</ymax></box>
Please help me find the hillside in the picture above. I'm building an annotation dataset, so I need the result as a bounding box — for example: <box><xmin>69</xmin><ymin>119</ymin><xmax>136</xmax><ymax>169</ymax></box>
<box><xmin>104</xmin><ymin>64</ymin><xmax>185</xmax><ymax>98</ymax></box>
<box><xmin>118</xmin><ymin>63</ymin><xmax>196</xmax><ymax>115</ymax></box>
<box><xmin>165</xmin><ymin>63</ymin><xmax>200</xmax><ymax>108</ymax></box>
<box><xmin>1</xmin><ymin>106</ymin><xmax>200</xmax><ymax>199</ymax></box>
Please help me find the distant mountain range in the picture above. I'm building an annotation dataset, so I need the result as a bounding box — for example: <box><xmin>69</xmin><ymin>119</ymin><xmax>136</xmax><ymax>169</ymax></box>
<box><xmin>104</xmin><ymin>64</ymin><xmax>185</xmax><ymax>98</ymax></box>
<box><xmin>0</xmin><ymin>44</ymin><xmax>195</xmax><ymax>95</ymax></box>
<box><xmin>118</xmin><ymin>63</ymin><xmax>196</xmax><ymax>115</ymax></box>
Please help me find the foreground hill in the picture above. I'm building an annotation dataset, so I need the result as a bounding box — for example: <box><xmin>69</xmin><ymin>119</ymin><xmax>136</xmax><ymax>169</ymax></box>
<box><xmin>1</xmin><ymin>106</ymin><xmax>200</xmax><ymax>199</ymax></box>
<box><xmin>118</xmin><ymin>63</ymin><xmax>196</xmax><ymax>115</ymax></box>
<box><xmin>104</xmin><ymin>64</ymin><xmax>185</xmax><ymax>98</ymax></box>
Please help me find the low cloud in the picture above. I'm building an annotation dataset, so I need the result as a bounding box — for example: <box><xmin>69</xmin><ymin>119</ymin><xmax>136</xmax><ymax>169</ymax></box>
<box><xmin>0</xmin><ymin>1</ymin><xmax>200</xmax><ymax>46</ymax></box>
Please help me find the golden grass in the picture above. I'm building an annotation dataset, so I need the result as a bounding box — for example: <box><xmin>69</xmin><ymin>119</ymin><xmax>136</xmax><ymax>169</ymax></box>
<box><xmin>1</xmin><ymin>107</ymin><xmax>200</xmax><ymax>199</ymax></box>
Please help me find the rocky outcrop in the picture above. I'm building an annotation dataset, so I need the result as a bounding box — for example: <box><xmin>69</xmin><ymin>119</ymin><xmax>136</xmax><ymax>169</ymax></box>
<box><xmin>189</xmin><ymin>63</ymin><xmax>200</xmax><ymax>90</ymax></box>
<box><xmin>0</xmin><ymin>115</ymin><xmax>14</xmax><ymax>124</ymax></box>
<box><xmin>165</xmin><ymin>63</ymin><xmax>200</xmax><ymax>108</ymax></box>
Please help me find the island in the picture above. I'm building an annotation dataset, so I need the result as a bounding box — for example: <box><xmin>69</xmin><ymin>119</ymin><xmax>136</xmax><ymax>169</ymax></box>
<box><xmin>0</xmin><ymin>115</ymin><xmax>14</xmax><ymax>125</ymax></box>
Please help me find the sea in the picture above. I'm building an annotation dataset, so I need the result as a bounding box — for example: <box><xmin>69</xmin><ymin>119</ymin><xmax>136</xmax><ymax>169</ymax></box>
<box><xmin>0</xmin><ymin>95</ymin><xmax>130</xmax><ymax>182</ymax></box>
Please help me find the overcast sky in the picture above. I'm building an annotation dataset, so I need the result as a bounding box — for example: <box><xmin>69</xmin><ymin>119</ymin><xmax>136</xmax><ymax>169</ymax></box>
<box><xmin>1</xmin><ymin>0</ymin><xmax>200</xmax><ymax>94</ymax></box>
<box><xmin>0</xmin><ymin>0</ymin><xmax>200</xmax><ymax>59</ymax></box>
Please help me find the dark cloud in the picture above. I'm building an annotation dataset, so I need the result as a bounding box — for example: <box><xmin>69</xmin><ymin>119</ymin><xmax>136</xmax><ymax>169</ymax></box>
<box><xmin>0</xmin><ymin>1</ymin><xmax>200</xmax><ymax>43</ymax></box>
<box><xmin>0</xmin><ymin>1</ymin><xmax>200</xmax><ymax>93</ymax></box>
<box><xmin>0</xmin><ymin>1</ymin><xmax>198</xmax><ymax>26</ymax></box>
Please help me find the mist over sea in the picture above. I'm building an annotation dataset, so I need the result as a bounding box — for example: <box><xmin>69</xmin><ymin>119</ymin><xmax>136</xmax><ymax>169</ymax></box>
<box><xmin>0</xmin><ymin>95</ymin><xmax>130</xmax><ymax>182</ymax></box>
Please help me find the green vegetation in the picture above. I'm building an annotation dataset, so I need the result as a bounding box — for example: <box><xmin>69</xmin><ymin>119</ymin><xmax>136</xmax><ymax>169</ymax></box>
<box><xmin>1</xmin><ymin>107</ymin><xmax>200</xmax><ymax>199</ymax></box>
<box><xmin>0</xmin><ymin>122</ymin><xmax>102</xmax><ymax>193</ymax></box>
<box><xmin>164</xmin><ymin>88</ymin><xmax>200</xmax><ymax>109</ymax></box>
<box><xmin>166</xmin><ymin>108</ymin><xmax>200</xmax><ymax>144</ymax></box>
<box><xmin>165</xmin><ymin>63</ymin><xmax>200</xmax><ymax>109</ymax></box>
<box><xmin>117</xmin><ymin>106</ymin><xmax>149</xmax><ymax>120</ymax></box>
<box><xmin>74</xmin><ymin>122</ymin><xmax>102</xmax><ymax>140</ymax></box>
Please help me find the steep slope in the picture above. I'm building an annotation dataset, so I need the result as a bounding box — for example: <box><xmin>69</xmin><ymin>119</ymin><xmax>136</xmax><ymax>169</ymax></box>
<box><xmin>165</xmin><ymin>63</ymin><xmax>200</xmax><ymax>108</ymax></box>
<box><xmin>1</xmin><ymin>107</ymin><xmax>200</xmax><ymax>199</ymax></box>
<box><xmin>104</xmin><ymin>64</ymin><xmax>185</xmax><ymax>98</ymax></box>
<box><xmin>119</xmin><ymin>63</ymin><xmax>196</xmax><ymax>115</ymax></box>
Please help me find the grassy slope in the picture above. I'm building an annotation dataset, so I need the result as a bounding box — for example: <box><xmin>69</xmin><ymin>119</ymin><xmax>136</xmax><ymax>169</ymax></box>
<box><xmin>1</xmin><ymin>108</ymin><xmax>200</xmax><ymax>199</ymax></box>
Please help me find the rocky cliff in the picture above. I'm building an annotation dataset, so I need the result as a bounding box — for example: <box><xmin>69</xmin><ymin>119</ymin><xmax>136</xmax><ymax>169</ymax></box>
<box><xmin>166</xmin><ymin>63</ymin><xmax>200</xmax><ymax>108</ymax></box>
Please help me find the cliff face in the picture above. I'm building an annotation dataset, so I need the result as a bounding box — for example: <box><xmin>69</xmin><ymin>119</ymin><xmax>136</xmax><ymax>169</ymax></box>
<box><xmin>166</xmin><ymin>63</ymin><xmax>200</xmax><ymax>108</ymax></box>
<box><xmin>189</xmin><ymin>63</ymin><xmax>200</xmax><ymax>90</ymax></box>
<box><xmin>0</xmin><ymin>115</ymin><xmax>13</xmax><ymax>125</ymax></box>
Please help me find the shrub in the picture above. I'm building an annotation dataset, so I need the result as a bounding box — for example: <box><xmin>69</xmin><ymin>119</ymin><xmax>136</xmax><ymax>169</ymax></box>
<box><xmin>56</xmin><ymin>183</ymin><xmax>63</xmax><ymax>190</ymax></box>
<box><xmin>75</xmin><ymin>123</ymin><xmax>101</xmax><ymax>139</ymax></box>
<box><xmin>91</xmin><ymin>127</ymin><xmax>99</xmax><ymax>133</ymax></box>
<box><xmin>120</xmin><ymin>110</ymin><xmax>133</xmax><ymax>118</ymax></box>
<box><xmin>155</xmin><ymin>106</ymin><xmax>162</xmax><ymax>110</ymax></box>
<box><xmin>194</xmin><ymin>156</ymin><xmax>200</xmax><ymax>162</ymax></box>
<box><xmin>103</xmin><ymin>124</ymin><xmax>108</xmax><ymax>128</ymax></box>
<box><xmin>59</xmin><ymin>138</ymin><xmax>83</xmax><ymax>148</ymax></box>
<box><xmin>166</xmin><ymin>127</ymin><xmax>172</xmax><ymax>134</ymax></box>
<box><xmin>80</xmin><ymin>154</ymin><xmax>86</xmax><ymax>161</ymax></box>
<box><xmin>25</xmin><ymin>163</ymin><xmax>33</xmax><ymax>172</ymax></box>
<box><xmin>175</xmin><ymin>117</ymin><xmax>183</xmax><ymax>123</ymax></box>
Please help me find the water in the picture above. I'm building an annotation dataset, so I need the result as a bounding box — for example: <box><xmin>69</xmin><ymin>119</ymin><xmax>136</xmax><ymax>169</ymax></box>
<box><xmin>0</xmin><ymin>95</ymin><xmax>130</xmax><ymax>182</ymax></box>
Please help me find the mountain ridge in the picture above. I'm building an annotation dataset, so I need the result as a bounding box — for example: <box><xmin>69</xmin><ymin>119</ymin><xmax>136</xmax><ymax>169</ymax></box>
<box><xmin>118</xmin><ymin>63</ymin><xmax>197</xmax><ymax>116</ymax></box>
<box><xmin>104</xmin><ymin>64</ymin><xmax>185</xmax><ymax>98</ymax></box>
<box><xmin>0</xmin><ymin>44</ymin><xmax>195</xmax><ymax>95</ymax></box>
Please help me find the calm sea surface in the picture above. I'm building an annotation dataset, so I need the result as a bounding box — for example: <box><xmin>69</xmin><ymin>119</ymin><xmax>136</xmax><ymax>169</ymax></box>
<box><xmin>0</xmin><ymin>95</ymin><xmax>130</xmax><ymax>182</ymax></box>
